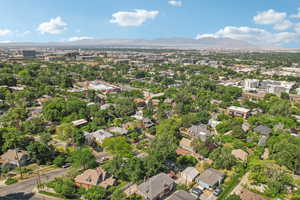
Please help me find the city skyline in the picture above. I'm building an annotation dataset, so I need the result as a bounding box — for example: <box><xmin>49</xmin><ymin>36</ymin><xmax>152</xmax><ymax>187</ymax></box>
<box><xmin>0</xmin><ymin>0</ymin><xmax>300</xmax><ymax>47</ymax></box>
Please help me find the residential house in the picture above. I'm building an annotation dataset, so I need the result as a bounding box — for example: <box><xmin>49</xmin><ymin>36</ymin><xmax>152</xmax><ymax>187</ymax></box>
<box><xmin>227</xmin><ymin>106</ymin><xmax>250</xmax><ymax>119</ymax></box>
<box><xmin>164</xmin><ymin>98</ymin><xmax>173</xmax><ymax>105</ymax></box>
<box><xmin>72</xmin><ymin>119</ymin><xmax>88</xmax><ymax>127</ymax></box>
<box><xmin>74</xmin><ymin>167</ymin><xmax>115</xmax><ymax>189</ymax></box>
<box><xmin>134</xmin><ymin>98</ymin><xmax>146</xmax><ymax>107</ymax></box>
<box><xmin>180</xmin><ymin>167</ymin><xmax>199</xmax><ymax>184</ymax></box>
<box><xmin>258</xmin><ymin>136</ymin><xmax>268</xmax><ymax>147</ymax></box>
<box><xmin>196</xmin><ymin>168</ymin><xmax>225</xmax><ymax>190</ymax></box>
<box><xmin>142</xmin><ymin>118</ymin><xmax>155</xmax><ymax>128</ymax></box>
<box><xmin>208</xmin><ymin>118</ymin><xmax>221</xmax><ymax>129</ymax></box>
<box><xmin>165</xmin><ymin>190</ymin><xmax>197</xmax><ymax>200</ymax></box>
<box><xmin>122</xmin><ymin>183</ymin><xmax>139</xmax><ymax>197</ymax></box>
<box><xmin>93</xmin><ymin>151</ymin><xmax>113</xmax><ymax>163</ymax></box>
<box><xmin>36</xmin><ymin>95</ymin><xmax>51</xmax><ymax>105</ymax></box>
<box><xmin>100</xmin><ymin>103</ymin><xmax>114</xmax><ymax>110</ymax></box>
<box><xmin>261</xmin><ymin>148</ymin><xmax>269</xmax><ymax>160</ymax></box>
<box><xmin>84</xmin><ymin>129</ymin><xmax>113</xmax><ymax>144</ymax></box>
<box><xmin>27</xmin><ymin>106</ymin><xmax>43</xmax><ymax>119</ymax></box>
<box><xmin>189</xmin><ymin>124</ymin><xmax>211</xmax><ymax>142</ymax></box>
<box><xmin>0</xmin><ymin>149</ymin><xmax>29</xmax><ymax>168</ymax></box>
<box><xmin>231</xmin><ymin>149</ymin><xmax>248</xmax><ymax>162</ymax></box>
<box><xmin>242</xmin><ymin>122</ymin><xmax>251</xmax><ymax>132</ymax></box>
<box><xmin>137</xmin><ymin>173</ymin><xmax>175</xmax><ymax>200</ymax></box>
<box><xmin>179</xmin><ymin>138</ymin><xmax>194</xmax><ymax>153</ymax></box>
<box><xmin>132</xmin><ymin>110</ymin><xmax>144</xmax><ymax>120</ymax></box>
<box><xmin>254</xmin><ymin>125</ymin><xmax>272</xmax><ymax>137</ymax></box>
<box><xmin>242</xmin><ymin>92</ymin><xmax>265</xmax><ymax>101</ymax></box>
<box><xmin>108</xmin><ymin>127</ymin><xmax>128</xmax><ymax>135</ymax></box>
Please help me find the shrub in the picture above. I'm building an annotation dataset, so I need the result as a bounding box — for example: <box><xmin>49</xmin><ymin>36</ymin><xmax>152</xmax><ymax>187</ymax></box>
<box><xmin>5</xmin><ymin>178</ymin><xmax>18</xmax><ymax>185</ymax></box>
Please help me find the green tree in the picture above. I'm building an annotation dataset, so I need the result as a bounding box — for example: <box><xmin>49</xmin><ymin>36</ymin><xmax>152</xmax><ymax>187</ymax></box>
<box><xmin>210</xmin><ymin>147</ymin><xmax>237</xmax><ymax>170</ymax></box>
<box><xmin>50</xmin><ymin>178</ymin><xmax>77</xmax><ymax>198</ymax></box>
<box><xmin>103</xmin><ymin>137</ymin><xmax>133</xmax><ymax>157</ymax></box>
<box><xmin>53</xmin><ymin>155</ymin><xmax>66</xmax><ymax>167</ymax></box>
<box><xmin>26</xmin><ymin>142</ymin><xmax>54</xmax><ymax>165</ymax></box>
<box><xmin>56</xmin><ymin>123</ymin><xmax>83</xmax><ymax>145</ymax></box>
<box><xmin>1</xmin><ymin>128</ymin><xmax>24</xmax><ymax>151</ymax></box>
<box><xmin>83</xmin><ymin>186</ymin><xmax>106</xmax><ymax>200</ymax></box>
<box><xmin>69</xmin><ymin>148</ymin><xmax>96</xmax><ymax>170</ymax></box>
<box><xmin>176</xmin><ymin>155</ymin><xmax>197</xmax><ymax>169</ymax></box>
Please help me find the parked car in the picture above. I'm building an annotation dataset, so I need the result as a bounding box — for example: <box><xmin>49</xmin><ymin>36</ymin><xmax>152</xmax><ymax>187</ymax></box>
<box><xmin>190</xmin><ymin>187</ymin><xmax>203</xmax><ymax>197</ymax></box>
<box><xmin>62</xmin><ymin>163</ymin><xmax>71</xmax><ymax>168</ymax></box>
<box><xmin>213</xmin><ymin>187</ymin><xmax>222</xmax><ymax>196</ymax></box>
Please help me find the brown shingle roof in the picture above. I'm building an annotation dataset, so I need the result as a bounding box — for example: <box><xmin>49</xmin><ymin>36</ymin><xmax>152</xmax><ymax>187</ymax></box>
<box><xmin>232</xmin><ymin>149</ymin><xmax>248</xmax><ymax>161</ymax></box>
<box><xmin>0</xmin><ymin>149</ymin><xmax>28</xmax><ymax>162</ymax></box>
<box><xmin>75</xmin><ymin>168</ymin><xmax>104</xmax><ymax>186</ymax></box>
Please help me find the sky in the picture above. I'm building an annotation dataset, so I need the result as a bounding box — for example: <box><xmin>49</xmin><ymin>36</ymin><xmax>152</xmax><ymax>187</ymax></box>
<box><xmin>1</xmin><ymin>0</ymin><xmax>300</xmax><ymax>47</ymax></box>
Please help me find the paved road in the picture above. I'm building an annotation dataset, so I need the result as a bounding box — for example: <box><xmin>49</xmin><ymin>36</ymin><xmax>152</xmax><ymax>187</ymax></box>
<box><xmin>0</xmin><ymin>168</ymin><xmax>68</xmax><ymax>200</ymax></box>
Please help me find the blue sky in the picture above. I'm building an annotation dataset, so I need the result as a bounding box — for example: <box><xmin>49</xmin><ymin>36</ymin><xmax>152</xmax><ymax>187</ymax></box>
<box><xmin>1</xmin><ymin>0</ymin><xmax>300</xmax><ymax>47</ymax></box>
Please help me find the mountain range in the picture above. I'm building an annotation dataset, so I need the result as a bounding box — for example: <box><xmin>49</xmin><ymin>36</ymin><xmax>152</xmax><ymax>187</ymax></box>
<box><xmin>0</xmin><ymin>38</ymin><xmax>276</xmax><ymax>49</ymax></box>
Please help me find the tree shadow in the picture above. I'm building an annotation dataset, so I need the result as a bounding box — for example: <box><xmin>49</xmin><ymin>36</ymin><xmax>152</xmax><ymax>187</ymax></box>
<box><xmin>0</xmin><ymin>192</ymin><xmax>35</xmax><ymax>200</ymax></box>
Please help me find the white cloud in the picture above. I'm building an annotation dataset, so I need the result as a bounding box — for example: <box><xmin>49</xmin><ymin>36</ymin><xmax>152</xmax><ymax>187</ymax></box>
<box><xmin>168</xmin><ymin>1</ymin><xmax>182</xmax><ymax>7</ymax></box>
<box><xmin>196</xmin><ymin>26</ymin><xmax>297</xmax><ymax>45</ymax></box>
<box><xmin>37</xmin><ymin>17</ymin><xmax>67</xmax><ymax>34</ymax></box>
<box><xmin>253</xmin><ymin>9</ymin><xmax>286</xmax><ymax>25</ymax></box>
<box><xmin>110</xmin><ymin>9</ymin><xmax>159</xmax><ymax>27</ymax></box>
<box><xmin>0</xmin><ymin>29</ymin><xmax>11</xmax><ymax>37</ymax></box>
<box><xmin>196</xmin><ymin>34</ymin><xmax>219</xmax><ymax>39</ymax></box>
<box><xmin>294</xmin><ymin>23</ymin><xmax>300</xmax><ymax>34</ymax></box>
<box><xmin>274</xmin><ymin>20</ymin><xmax>293</xmax><ymax>31</ymax></box>
<box><xmin>291</xmin><ymin>8</ymin><xmax>300</xmax><ymax>18</ymax></box>
<box><xmin>69</xmin><ymin>36</ymin><xmax>93</xmax><ymax>42</ymax></box>
<box><xmin>270</xmin><ymin>32</ymin><xmax>298</xmax><ymax>44</ymax></box>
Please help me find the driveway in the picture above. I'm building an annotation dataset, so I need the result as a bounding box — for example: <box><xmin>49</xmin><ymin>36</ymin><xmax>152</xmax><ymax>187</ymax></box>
<box><xmin>0</xmin><ymin>168</ymin><xmax>68</xmax><ymax>200</ymax></box>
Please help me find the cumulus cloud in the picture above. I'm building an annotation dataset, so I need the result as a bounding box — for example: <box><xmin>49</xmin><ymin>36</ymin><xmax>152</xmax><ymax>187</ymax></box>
<box><xmin>291</xmin><ymin>8</ymin><xmax>300</xmax><ymax>18</ymax></box>
<box><xmin>69</xmin><ymin>36</ymin><xmax>93</xmax><ymax>42</ymax></box>
<box><xmin>196</xmin><ymin>26</ymin><xmax>297</xmax><ymax>45</ymax></box>
<box><xmin>37</xmin><ymin>17</ymin><xmax>67</xmax><ymax>34</ymax></box>
<box><xmin>196</xmin><ymin>8</ymin><xmax>300</xmax><ymax>46</ymax></box>
<box><xmin>274</xmin><ymin>20</ymin><xmax>293</xmax><ymax>31</ymax></box>
<box><xmin>168</xmin><ymin>1</ymin><xmax>182</xmax><ymax>7</ymax></box>
<box><xmin>110</xmin><ymin>9</ymin><xmax>159</xmax><ymax>27</ymax></box>
<box><xmin>0</xmin><ymin>29</ymin><xmax>11</xmax><ymax>37</ymax></box>
<box><xmin>253</xmin><ymin>9</ymin><xmax>286</xmax><ymax>25</ymax></box>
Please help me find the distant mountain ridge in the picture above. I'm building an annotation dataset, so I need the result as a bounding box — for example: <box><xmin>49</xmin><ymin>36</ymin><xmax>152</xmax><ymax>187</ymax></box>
<box><xmin>0</xmin><ymin>37</ymin><xmax>270</xmax><ymax>49</ymax></box>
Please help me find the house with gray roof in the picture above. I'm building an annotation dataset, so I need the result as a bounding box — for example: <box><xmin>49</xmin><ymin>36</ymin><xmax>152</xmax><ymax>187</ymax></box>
<box><xmin>189</xmin><ymin>124</ymin><xmax>211</xmax><ymax>142</ymax></box>
<box><xmin>84</xmin><ymin>129</ymin><xmax>113</xmax><ymax>144</ymax></box>
<box><xmin>137</xmin><ymin>173</ymin><xmax>175</xmax><ymax>200</ymax></box>
<box><xmin>180</xmin><ymin>167</ymin><xmax>199</xmax><ymax>184</ymax></box>
<box><xmin>196</xmin><ymin>168</ymin><xmax>225</xmax><ymax>190</ymax></box>
<box><xmin>0</xmin><ymin>149</ymin><xmax>29</xmax><ymax>168</ymax></box>
<box><xmin>254</xmin><ymin>125</ymin><xmax>272</xmax><ymax>136</ymax></box>
<box><xmin>108</xmin><ymin>127</ymin><xmax>128</xmax><ymax>135</ymax></box>
<box><xmin>258</xmin><ymin>135</ymin><xmax>268</xmax><ymax>147</ymax></box>
<box><xmin>166</xmin><ymin>190</ymin><xmax>197</xmax><ymax>200</ymax></box>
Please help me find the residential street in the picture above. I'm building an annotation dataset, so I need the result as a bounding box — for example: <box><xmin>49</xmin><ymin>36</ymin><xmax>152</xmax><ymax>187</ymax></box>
<box><xmin>0</xmin><ymin>168</ymin><xmax>68</xmax><ymax>200</ymax></box>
